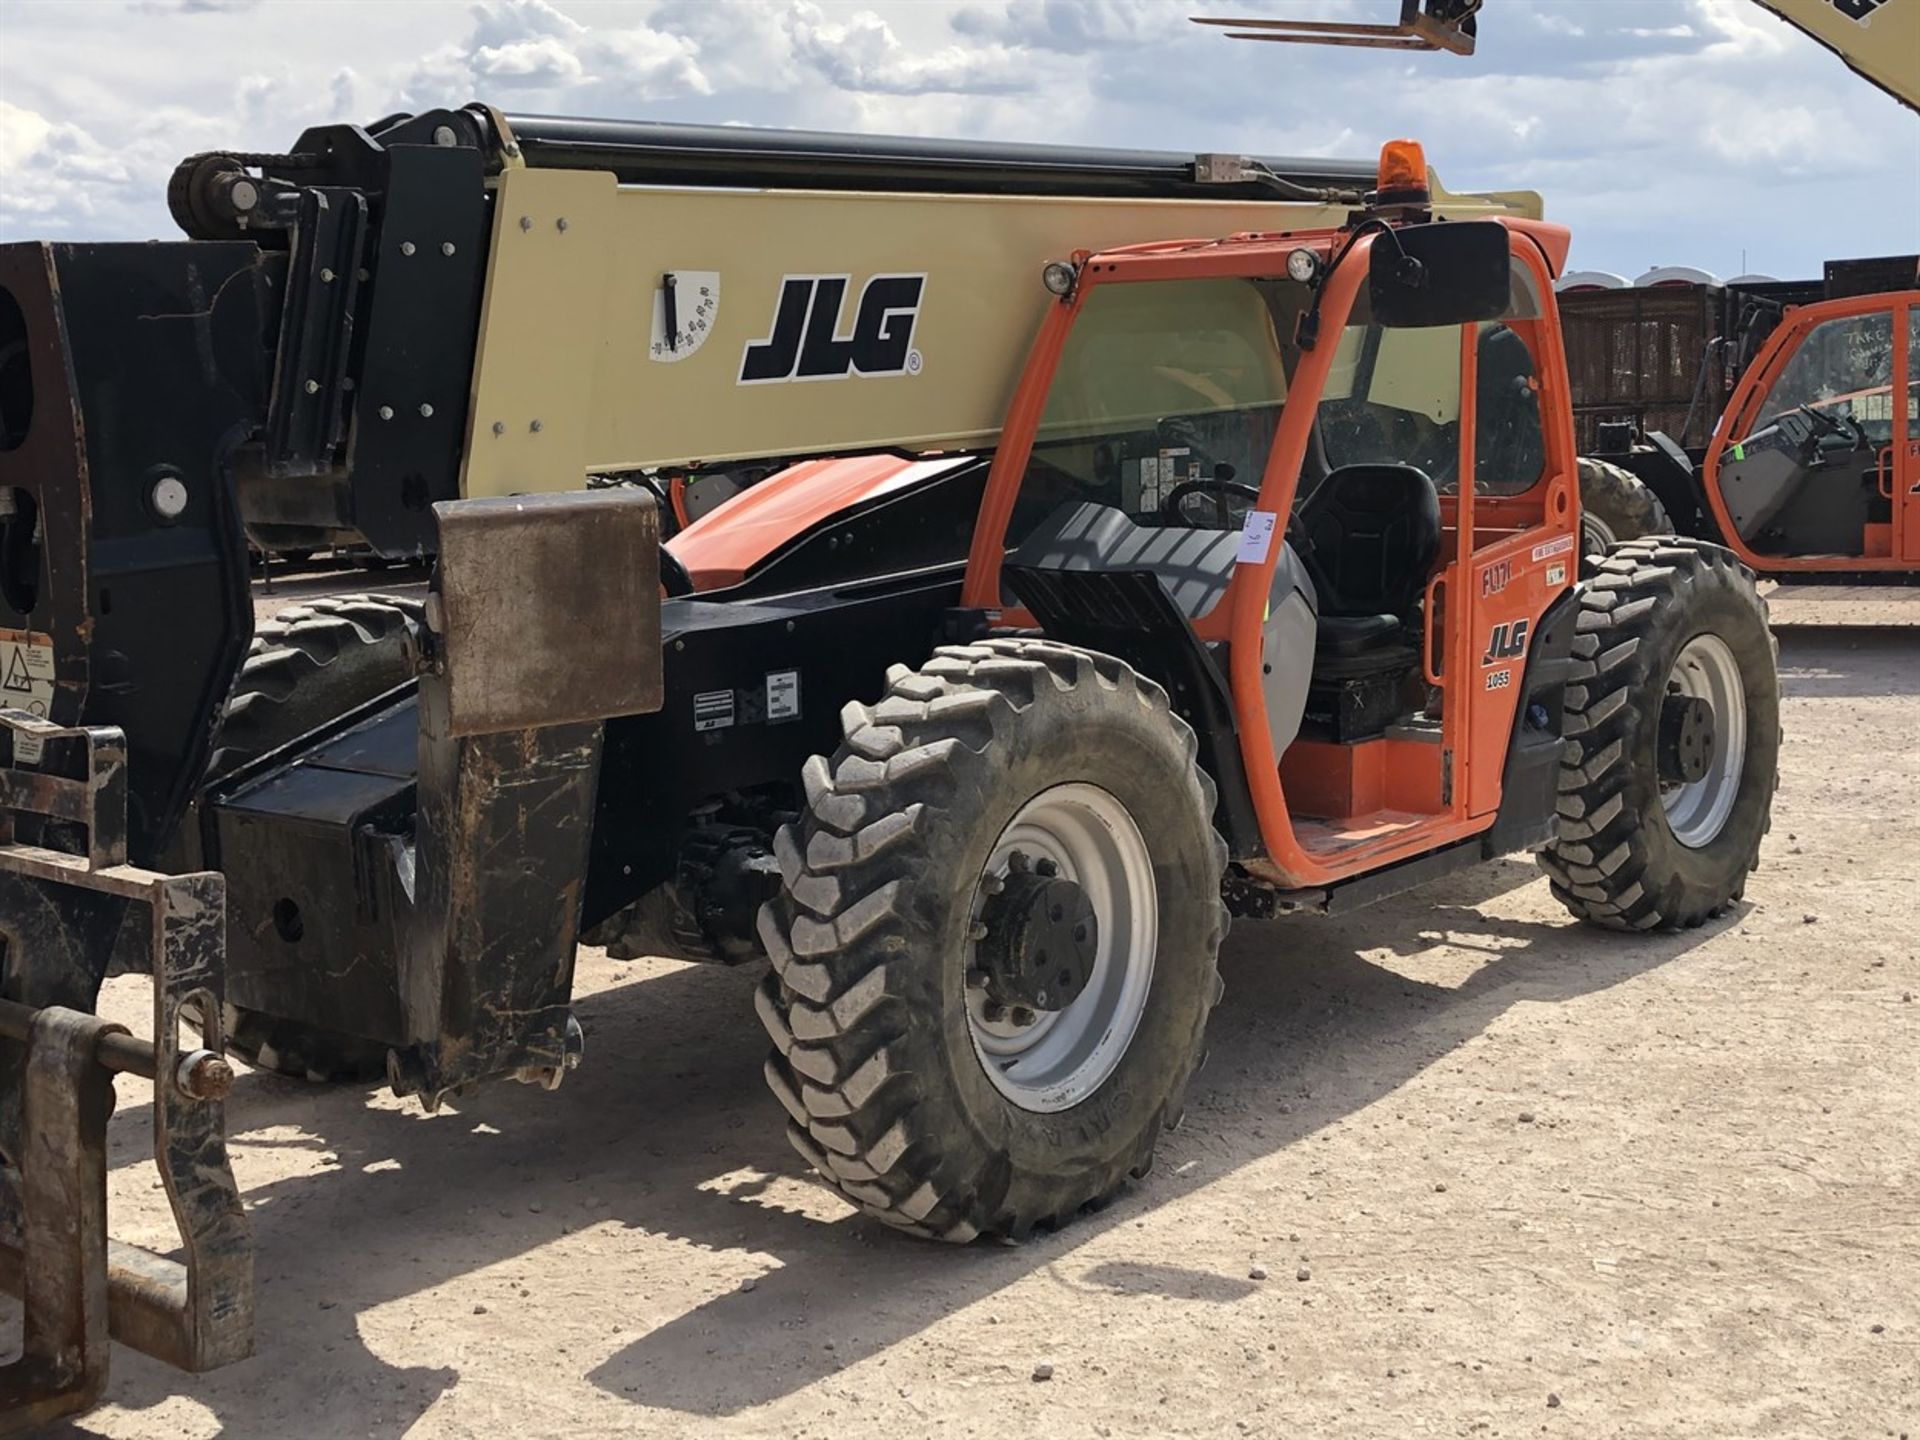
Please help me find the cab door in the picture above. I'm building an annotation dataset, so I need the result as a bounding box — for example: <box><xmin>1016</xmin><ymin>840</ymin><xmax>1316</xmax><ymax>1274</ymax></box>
<box><xmin>1898</xmin><ymin>300</ymin><xmax>1920</xmax><ymax>564</ymax></box>
<box><xmin>1461</xmin><ymin>252</ymin><xmax>1579</xmax><ymax>820</ymax></box>
<box><xmin>1704</xmin><ymin>293</ymin><xmax>1917</xmax><ymax>570</ymax></box>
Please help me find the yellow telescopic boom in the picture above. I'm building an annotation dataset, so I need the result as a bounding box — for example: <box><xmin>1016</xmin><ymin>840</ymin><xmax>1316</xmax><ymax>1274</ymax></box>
<box><xmin>461</xmin><ymin>120</ymin><xmax>1536</xmax><ymax>499</ymax></box>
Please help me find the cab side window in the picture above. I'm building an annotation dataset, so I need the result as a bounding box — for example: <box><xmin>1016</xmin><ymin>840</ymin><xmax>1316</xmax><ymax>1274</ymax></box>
<box><xmin>1474</xmin><ymin>321</ymin><xmax>1547</xmax><ymax>496</ymax></box>
<box><xmin>1316</xmin><ymin>259</ymin><xmax>1550</xmax><ymax>499</ymax></box>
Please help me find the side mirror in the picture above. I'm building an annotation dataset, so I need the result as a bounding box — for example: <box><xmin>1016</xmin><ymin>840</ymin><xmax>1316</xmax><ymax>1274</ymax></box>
<box><xmin>1369</xmin><ymin>221</ymin><xmax>1511</xmax><ymax>329</ymax></box>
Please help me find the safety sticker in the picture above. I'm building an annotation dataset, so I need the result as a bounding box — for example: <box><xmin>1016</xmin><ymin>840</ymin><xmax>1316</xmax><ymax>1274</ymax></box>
<box><xmin>0</xmin><ymin>628</ymin><xmax>56</xmax><ymax>764</ymax></box>
<box><xmin>1135</xmin><ymin>447</ymin><xmax>1198</xmax><ymax>511</ymax></box>
<box><xmin>1546</xmin><ymin>562</ymin><xmax>1567</xmax><ymax>586</ymax></box>
<box><xmin>1134</xmin><ymin>456</ymin><xmax>1159</xmax><ymax>510</ymax></box>
<box><xmin>1236</xmin><ymin>509</ymin><xmax>1279</xmax><ymax>565</ymax></box>
<box><xmin>650</xmin><ymin>271</ymin><xmax>720</xmax><ymax>363</ymax></box>
<box><xmin>1531</xmin><ymin>534</ymin><xmax>1576</xmax><ymax>562</ymax></box>
<box><xmin>766</xmin><ymin>669</ymin><xmax>801</xmax><ymax>722</ymax></box>
<box><xmin>693</xmin><ymin>688</ymin><xmax>736</xmax><ymax>732</ymax></box>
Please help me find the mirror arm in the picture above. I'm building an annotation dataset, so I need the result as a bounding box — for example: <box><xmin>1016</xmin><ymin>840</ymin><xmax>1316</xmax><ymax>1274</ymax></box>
<box><xmin>1297</xmin><ymin>218</ymin><xmax>1404</xmax><ymax>351</ymax></box>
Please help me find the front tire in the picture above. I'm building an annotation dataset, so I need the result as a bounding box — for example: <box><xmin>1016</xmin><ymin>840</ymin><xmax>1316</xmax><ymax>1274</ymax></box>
<box><xmin>1541</xmin><ymin>539</ymin><xmax>1779</xmax><ymax>930</ymax></box>
<box><xmin>757</xmin><ymin>638</ymin><xmax>1227</xmax><ymax>1241</ymax></box>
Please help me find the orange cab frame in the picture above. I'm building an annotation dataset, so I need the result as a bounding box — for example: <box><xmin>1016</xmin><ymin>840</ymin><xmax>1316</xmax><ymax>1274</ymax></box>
<box><xmin>961</xmin><ymin>217</ymin><xmax>1584</xmax><ymax>891</ymax></box>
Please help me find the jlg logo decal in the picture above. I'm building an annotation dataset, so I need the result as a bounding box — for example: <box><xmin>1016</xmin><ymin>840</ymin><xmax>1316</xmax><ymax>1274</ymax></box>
<box><xmin>1826</xmin><ymin>0</ymin><xmax>1886</xmax><ymax>21</ymax></box>
<box><xmin>1484</xmin><ymin>618</ymin><xmax>1530</xmax><ymax>664</ymax></box>
<box><xmin>739</xmin><ymin>273</ymin><xmax>926</xmax><ymax>385</ymax></box>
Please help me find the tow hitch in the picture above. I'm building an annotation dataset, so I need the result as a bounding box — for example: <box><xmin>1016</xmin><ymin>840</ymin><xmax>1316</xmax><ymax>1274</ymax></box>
<box><xmin>0</xmin><ymin>713</ymin><xmax>251</xmax><ymax>1431</ymax></box>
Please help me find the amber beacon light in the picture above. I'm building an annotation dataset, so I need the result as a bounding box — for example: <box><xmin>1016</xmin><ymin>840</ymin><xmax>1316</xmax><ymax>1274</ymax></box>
<box><xmin>1374</xmin><ymin>138</ymin><xmax>1430</xmax><ymax>206</ymax></box>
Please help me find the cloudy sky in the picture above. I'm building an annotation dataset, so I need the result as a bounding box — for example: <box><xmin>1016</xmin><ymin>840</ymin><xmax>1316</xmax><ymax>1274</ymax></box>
<box><xmin>1</xmin><ymin>0</ymin><xmax>1914</xmax><ymax>278</ymax></box>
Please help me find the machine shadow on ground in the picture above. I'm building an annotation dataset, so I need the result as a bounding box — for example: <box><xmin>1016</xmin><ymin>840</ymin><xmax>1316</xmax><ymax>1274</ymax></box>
<box><xmin>1773</xmin><ymin>626</ymin><xmax>1920</xmax><ymax>699</ymax></box>
<box><xmin>53</xmin><ymin>851</ymin><xmax>1739</xmax><ymax>1434</ymax></box>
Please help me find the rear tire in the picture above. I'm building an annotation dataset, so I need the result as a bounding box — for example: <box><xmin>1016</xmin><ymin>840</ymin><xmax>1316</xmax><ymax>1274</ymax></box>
<box><xmin>1541</xmin><ymin>539</ymin><xmax>1779</xmax><ymax>930</ymax></box>
<box><xmin>1578</xmin><ymin>455</ymin><xmax>1673</xmax><ymax>564</ymax></box>
<box><xmin>757</xmin><ymin>638</ymin><xmax>1227</xmax><ymax>1241</ymax></box>
<box><xmin>208</xmin><ymin>594</ymin><xmax>421</xmax><ymax>778</ymax></box>
<box><xmin>211</xmin><ymin>593</ymin><xmax>421</xmax><ymax>1082</ymax></box>
<box><xmin>223</xmin><ymin>1007</ymin><xmax>389</xmax><ymax>1085</ymax></box>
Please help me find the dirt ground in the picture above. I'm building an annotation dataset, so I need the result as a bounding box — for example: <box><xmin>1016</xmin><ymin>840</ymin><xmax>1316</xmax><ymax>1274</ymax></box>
<box><xmin>9</xmin><ymin>585</ymin><xmax>1917</xmax><ymax>1439</ymax></box>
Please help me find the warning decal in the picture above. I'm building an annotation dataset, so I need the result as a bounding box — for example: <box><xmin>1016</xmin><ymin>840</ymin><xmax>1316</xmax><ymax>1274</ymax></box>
<box><xmin>693</xmin><ymin>688</ymin><xmax>736</xmax><ymax>732</ymax></box>
<box><xmin>766</xmin><ymin>670</ymin><xmax>801</xmax><ymax>723</ymax></box>
<box><xmin>0</xmin><ymin>628</ymin><xmax>56</xmax><ymax>764</ymax></box>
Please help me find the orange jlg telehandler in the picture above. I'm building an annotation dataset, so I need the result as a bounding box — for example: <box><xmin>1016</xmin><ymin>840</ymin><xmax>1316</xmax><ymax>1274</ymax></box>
<box><xmin>0</xmin><ymin>100</ymin><xmax>1780</xmax><ymax>1424</ymax></box>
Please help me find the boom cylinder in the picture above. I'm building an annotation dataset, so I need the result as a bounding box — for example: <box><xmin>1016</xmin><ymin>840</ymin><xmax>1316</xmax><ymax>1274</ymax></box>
<box><xmin>499</xmin><ymin>113</ymin><xmax>1374</xmax><ymax>201</ymax></box>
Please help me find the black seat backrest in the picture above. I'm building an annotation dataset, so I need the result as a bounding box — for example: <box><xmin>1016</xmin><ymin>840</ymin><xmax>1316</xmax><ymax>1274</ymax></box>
<box><xmin>1294</xmin><ymin>463</ymin><xmax>1441</xmax><ymax>618</ymax></box>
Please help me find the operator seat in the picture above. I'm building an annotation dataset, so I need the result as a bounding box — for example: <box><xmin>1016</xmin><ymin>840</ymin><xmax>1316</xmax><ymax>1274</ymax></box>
<box><xmin>1290</xmin><ymin>462</ymin><xmax>1441</xmax><ymax>742</ymax></box>
<box><xmin>1291</xmin><ymin>462</ymin><xmax>1441</xmax><ymax>659</ymax></box>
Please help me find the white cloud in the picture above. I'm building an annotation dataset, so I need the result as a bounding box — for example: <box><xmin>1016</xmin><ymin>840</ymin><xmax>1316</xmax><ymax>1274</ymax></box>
<box><xmin>0</xmin><ymin>102</ymin><xmax>54</xmax><ymax>174</ymax></box>
<box><xmin>133</xmin><ymin>0</ymin><xmax>260</xmax><ymax>12</ymax></box>
<box><xmin>1532</xmin><ymin>13</ymin><xmax>1584</xmax><ymax>39</ymax></box>
<box><xmin>0</xmin><ymin>101</ymin><xmax>139</xmax><ymax>228</ymax></box>
<box><xmin>398</xmin><ymin>1</ymin><xmax>709</xmax><ymax>109</ymax></box>
<box><xmin>472</xmin><ymin>35</ymin><xmax>587</xmax><ymax>84</ymax></box>
<box><xmin>951</xmin><ymin>0</ymin><xmax>1180</xmax><ymax>54</ymax></box>
<box><xmin>0</xmin><ymin>0</ymin><xmax>1912</xmax><ymax>278</ymax></box>
<box><xmin>784</xmin><ymin>4</ymin><xmax>1023</xmax><ymax>96</ymax></box>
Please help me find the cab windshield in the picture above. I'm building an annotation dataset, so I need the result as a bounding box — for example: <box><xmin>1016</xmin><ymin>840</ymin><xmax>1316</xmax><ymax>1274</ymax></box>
<box><xmin>1009</xmin><ymin>276</ymin><xmax>1308</xmax><ymax>538</ymax></box>
<box><xmin>1746</xmin><ymin>310</ymin><xmax>1899</xmax><ymax>443</ymax></box>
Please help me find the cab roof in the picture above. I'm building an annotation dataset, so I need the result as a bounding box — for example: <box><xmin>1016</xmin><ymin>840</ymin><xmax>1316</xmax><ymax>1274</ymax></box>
<box><xmin>1085</xmin><ymin>216</ymin><xmax>1572</xmax><ymax>279</ymax></box>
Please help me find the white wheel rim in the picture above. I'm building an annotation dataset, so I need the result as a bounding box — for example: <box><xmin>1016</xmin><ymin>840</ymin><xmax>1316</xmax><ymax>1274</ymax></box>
<box><xmin>1661</xmin><ymin>633</ymin><xmax>1748</xmax><ymax>849</ymax></box>
<box><xmin>1581</xmin><ymin>511</ymin><xmax>1617</xmax><ymax>556</ymax></box>
<box><xmin>965</xmin><ymin>783</ymin><xmax>1158</xmax><ymax>1113</ymax></box>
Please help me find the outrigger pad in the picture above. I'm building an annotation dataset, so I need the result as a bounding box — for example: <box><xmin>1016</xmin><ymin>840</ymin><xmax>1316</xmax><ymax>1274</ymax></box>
<box><xmin>428</xmin><ymin>489</ymin><xmax>664</xmax><ymax>736</ymax></box>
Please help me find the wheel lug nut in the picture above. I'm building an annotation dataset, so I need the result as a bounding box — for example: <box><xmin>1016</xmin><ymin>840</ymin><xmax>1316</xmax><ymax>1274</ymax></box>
<box><xmin>1007</xmin><ymin>851</ymin><xmax>1030</xmax><ymax>873</ymax></box>
<box><xmin>1011</xmin><ymin>1007</ymin><xmax>1037</xmax><ymax>1027</ymax></box>
<box><xmin>968</xmin><ymin>921</ymin><xmax>989</xmax><ymax>942</ymax></box>
<box><xmin>983</xmin><ymin>1001</ymin><xmax>1008</xmax><ymax>1023</ymax></box>
<box><xmin>965</xmin><ymin>967</ymin><xmax>989</xmax><ymax>989</ymax></box>
<box><xmin>981</xmin><ymin>874</ymin><xmax>1005</xmax><ymax>895</ymax></box>
<box><xmin>1035</xmin><ymin>858</ymin><xmax>1059</xmax><ymax>878</ymax></box>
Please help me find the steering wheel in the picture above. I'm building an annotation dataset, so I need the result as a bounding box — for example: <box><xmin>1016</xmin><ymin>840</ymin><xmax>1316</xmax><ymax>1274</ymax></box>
<box><xmin>1796</xmin><ymin>403</ymin><xmax>1868</xmax><ymax>449</ymax></box>
<box><xmin>1163</xmin><ymin>477</ymin><xmax>1261</xmax><ymax>530</ymax></box>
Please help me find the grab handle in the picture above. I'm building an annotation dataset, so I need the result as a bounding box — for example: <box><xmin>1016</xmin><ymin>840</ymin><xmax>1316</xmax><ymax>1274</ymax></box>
<box><xmin>1423</xmin><ymin>571</ymin><xmax>1448</xmax><ymax>688</ymax></box>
